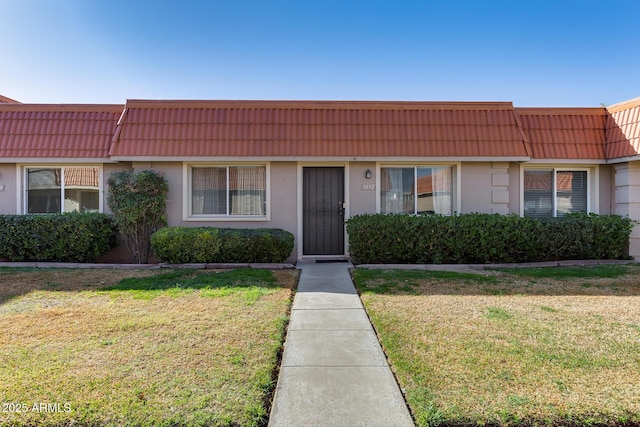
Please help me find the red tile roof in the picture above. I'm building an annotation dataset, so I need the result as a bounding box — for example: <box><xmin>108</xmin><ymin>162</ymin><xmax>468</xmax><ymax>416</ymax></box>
<box><xmin>606</xmin><ymin>97</ymin><xmax>640</xmax><ymax>160</ymax></box>
<box><xmin>0</xmin><ymin>104</ymin><xmax>123</xmax><ymax>158</ymax></box>
<box><xmin>110</xmin><ymin>100</ymin><xmax>531</xmax><ymax>159</ymax></box>
<box><xmin>0</xmin><ymin>95</ymin><xmax>20</xmax><ymax>104</ymax></box>
<box><xmin>515</xmin><ymin>108</ymin><xmax>607</xmax><ymax>160</ymax></box>
<box><xmin>0</xmin><ymin>97</ymin><xmax>638</xmax><ymax>163</ymax></box>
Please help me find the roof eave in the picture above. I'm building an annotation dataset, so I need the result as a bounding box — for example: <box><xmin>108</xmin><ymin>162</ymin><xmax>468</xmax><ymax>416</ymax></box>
<box><xmin>525</xmin><ymin>158</ymin><xmax>608</xmax><ymax>165</ymax></box>
<box><xmin>109</xmin><ymin>155</ymin><xmax>532</xmax><ymax>162</ymax></box>
<box><xmin>606</xmin><ymin>155</ymin><xmax>640</xmax><ymax>164</ymax></box>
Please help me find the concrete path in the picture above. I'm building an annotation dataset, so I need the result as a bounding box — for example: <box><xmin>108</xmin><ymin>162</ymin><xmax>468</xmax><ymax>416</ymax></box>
<box><xmin>268</xmin><ymin>259</ymin><xmax>414</xmax><ymax>427</ymax></box>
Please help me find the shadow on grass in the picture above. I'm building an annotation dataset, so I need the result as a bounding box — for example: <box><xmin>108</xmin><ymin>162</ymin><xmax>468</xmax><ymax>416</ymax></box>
<box><xmin>0</xmin><ymin>267</ymin><xmax>292</xmax><ymax>306</ymax></box>
<box><xmin>352</xmin><ymin>264</ymin><xmax>640</xmax><ymax>296</ymax></box>
<box><xmin>105</xmin><ymin>268</ymin><xmax>279</xmax><ymax>291</ymax></box>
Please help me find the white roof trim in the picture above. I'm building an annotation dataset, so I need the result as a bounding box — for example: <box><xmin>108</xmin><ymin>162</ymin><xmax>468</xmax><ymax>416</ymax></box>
<box><xmin>524</xmin><ymin>158</ymin><xmax>607</xmax><ymax>165</ymax></box>
<box><xmin>606</xmin><ymin>155</ymin><xmax>640</xmax><ymax>164</ymax></box>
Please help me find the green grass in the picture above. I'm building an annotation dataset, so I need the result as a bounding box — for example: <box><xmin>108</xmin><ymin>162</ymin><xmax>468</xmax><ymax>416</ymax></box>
<box><xmin>491</xmin><ymin>264</ymin><xmax>633</xmax><ymax>279</ymax></box>
<box><xmin>354</xmin><ymin>267</ymin><xmax>640</xmax><ymax>427</ymax></box>
<box><xmin>0</xmin><ymin>268</ymin><xmax>297</xmax><ymax>427</ymax></box>
<box><xmin>107</xmin><ymin>268</ymin><xmax>277</xmax><ymax>291</ymax></box>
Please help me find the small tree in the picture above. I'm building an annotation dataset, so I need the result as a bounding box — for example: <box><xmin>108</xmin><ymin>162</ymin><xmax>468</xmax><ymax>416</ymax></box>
<box><xmin>107</xmin><ymin>170</ymin><xmax>169</xmax><ymax>263</ymax></box>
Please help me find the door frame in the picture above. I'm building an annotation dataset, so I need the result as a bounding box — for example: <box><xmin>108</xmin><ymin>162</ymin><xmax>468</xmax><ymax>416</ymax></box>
<box><xmin>297</xmin><ymin>162</ymin><xmax>350</xmax><ymax>259</ymax></box>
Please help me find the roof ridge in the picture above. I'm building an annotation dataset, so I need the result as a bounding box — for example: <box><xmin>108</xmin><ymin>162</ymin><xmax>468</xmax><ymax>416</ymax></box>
<box><xmin>607</xmin><ymin>96</ymin><xmax>640</xmax><ymax>113</ymax></box>
<box><xmin>0</xmin><ymin>95</ymin><xmax>20</xmax><ymax>104</ymax></box>
<box><xmin>516</xmin><ymin>107</ymin><xmax>607</xmax><ymax>115</ymax></box>
<box><xmin>0</xmin><ymin>104</ymin><xmax>124</xmax><ymax>112</ymax></box>
<box><xmin>124</xmin><ymin>99</ymin><xmax>515</xmax><ymax>110</ymax></box>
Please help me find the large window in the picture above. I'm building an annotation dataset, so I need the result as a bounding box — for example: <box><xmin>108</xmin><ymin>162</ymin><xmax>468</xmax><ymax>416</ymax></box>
<box><xmin>523</xmin><ymin>169</ymin><xmax>588</xmax><ymax>219</ymax></box>
<box><xmin>190</xmin><ymin>165</ymin><xmax>267</xmax><ymax>217</ymax></box>
<box><xmin>26</xmin><ymin>167</ymin><xmax>100</xmax><ymax>213</ymax></box>
<box><xmin>380</xmin><ymin>166</ymin><xmax>453</xmax><ymax>215</ymax></box>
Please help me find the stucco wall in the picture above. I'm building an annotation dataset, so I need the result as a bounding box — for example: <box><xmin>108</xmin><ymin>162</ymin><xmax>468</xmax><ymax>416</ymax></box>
<box><xmin>460</xmin><ymin>162</ymin><xmax>511</xmax><ymax>214</ymax></box>
<box><xmin>614</xmin><ymin>162</ymin><xmax>640</xmax><ymax>258</ymax></box>
<box><xmin>0</xmin><ymin>164</ymin><xmax>17</xmax><ymax>214</ymax></box>
<box><xmin>136</xmin><ymin>161</ymin><xmax>300</xmax><ymax>262</ymax></box>
<box><xmin>508</xmin><ymin>162</ymin><xmax>520</xmax><ymax>215</ymax></box>
<box><xmin>348</xmin><ymin>162</ymin><xmax>377</xmax><ymax>216</ymax></box>
<box><xmin>598</xmin><ymin>164</ymin><xmax>613</xmax><ymax>215</ymax></box>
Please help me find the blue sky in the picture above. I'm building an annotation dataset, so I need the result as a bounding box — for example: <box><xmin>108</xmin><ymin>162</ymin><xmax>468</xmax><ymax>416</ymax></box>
<box><xmin>1</xmin><ymin>0</ymin><xmax>638</xmax><ymax>106</ymax></box>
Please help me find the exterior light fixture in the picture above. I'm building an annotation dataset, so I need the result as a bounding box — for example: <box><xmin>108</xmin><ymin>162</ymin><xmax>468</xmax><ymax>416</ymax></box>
<box><xmin>365</xmin><ymin>169</ymin><xmax>372</xmax><ymax>179</ymax></box>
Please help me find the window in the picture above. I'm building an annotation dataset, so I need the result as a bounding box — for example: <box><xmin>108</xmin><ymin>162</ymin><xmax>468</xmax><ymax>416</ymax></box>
<box><xmin>380</xmin><ymin>166</ymin><xmax>453</xmax><ymax>214</ymax></box>
<box><xmin>190</xmin><ymin>165</ymin><xmax>267</xmax><ymax>217</ymax></box>
<box><xmin>523</xmin><ymin>169</ymin><xmax>588</xmax><ymax>219</ymax></box>
<box><xmin>26</xmin><ymin>167</ymin><xmax>100</xmax><ymax>213</ymax></box>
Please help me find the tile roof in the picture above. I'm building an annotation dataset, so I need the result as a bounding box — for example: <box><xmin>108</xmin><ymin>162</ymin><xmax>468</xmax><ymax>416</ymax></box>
<box><xmin>0</xmin><ymin>104</ymin><xmax>123</xmax><ymax>158</ymax></box>
<box><xmin>110</xmin><ymin>100</ymin><xmax>531</xmax><ymax>159</ymax></box>
<box><xmin>0</xmin><ymin>95</ymin><xmax>20</xmax><ymax>104</ymax></box>
<box><xmin>515</xmin><ymin>108</ymin><xmax>607</xmax><ymax>160</ymax></box>
<box><xmin>0</xmin><ymin>97</ymin><xmax>638</xmax><ymax>163</ymax></box>
<box><xmin>606</xmin><ymin>97</ymin><xmax>640</xmax><ymax>160</ymax></box>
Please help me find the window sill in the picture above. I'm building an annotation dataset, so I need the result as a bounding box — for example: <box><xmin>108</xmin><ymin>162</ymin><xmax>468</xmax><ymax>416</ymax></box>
<box><xmin>184</xmin><ymin>216</ymin><xmax>270</xmax><ymax>222</ymax></box>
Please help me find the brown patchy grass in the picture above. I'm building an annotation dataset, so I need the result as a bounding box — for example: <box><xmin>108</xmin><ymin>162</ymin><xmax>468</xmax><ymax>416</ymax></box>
<box><xmin>0</xmin><ymin>268</ymin><xmax>298</xmax><ymax>427</ymax></box>
<box><xmin>353</xmin><ymin>266</ymin><xmax>640</xmax><ymax>427</ymax></box>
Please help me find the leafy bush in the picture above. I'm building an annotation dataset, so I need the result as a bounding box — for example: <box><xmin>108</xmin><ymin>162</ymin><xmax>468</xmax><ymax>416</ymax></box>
<box><xmin>346</xmin><ymin>213</ymin><xmax>634</xmax><ymax>264</ymax></box>
<box><xmin>107</xmin><ymin>170</ymin><xmax>169</xmax><ymax>264</ymax></box>
<box><xmin>0</xmin><ymin>213</ymin><xmax>116</xmax><ymax>262</ymax></box>
<box><xmin>151</xmin><ymin>227</ymin><xmax>295</xmax><ymax>264</ymax></box>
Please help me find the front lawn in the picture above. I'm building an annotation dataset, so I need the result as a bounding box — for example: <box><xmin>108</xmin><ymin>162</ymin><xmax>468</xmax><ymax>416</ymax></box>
<box><xmin>353</xmin><ymin>265</ymin><xmax>640</xmax><ymax>427</ymax></box>
<box><xmin>0</xmin><ymin>268</ymin><xmax>297</xmax><ymax>427</ymax></box>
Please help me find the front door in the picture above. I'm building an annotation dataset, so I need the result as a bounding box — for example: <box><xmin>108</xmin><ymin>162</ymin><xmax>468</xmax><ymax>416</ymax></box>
<box><xmin>303</xmin><ymin>167</ymin><xmax>345</xmax><ymax>255</ymax></box>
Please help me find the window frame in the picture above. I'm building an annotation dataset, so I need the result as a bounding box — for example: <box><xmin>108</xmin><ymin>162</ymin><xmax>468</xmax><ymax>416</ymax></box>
<box><xmin>376</xmin><ymin>163</ymin><xmax>459</xmax><ymax>215</ymax></box>
<box><xmin>521</xmin><ymin>167</ymin><xmax>592</xmax><ymax>218</ymax></box>
<box><xmin>20</xmin><ymin>165</ymin><xmax>103</xmax><ymax>214</ymax></box>
<box><xmin>183</xmin><ymin>162</ymin><xmax>271</xmax><ymax>221</ymax></box>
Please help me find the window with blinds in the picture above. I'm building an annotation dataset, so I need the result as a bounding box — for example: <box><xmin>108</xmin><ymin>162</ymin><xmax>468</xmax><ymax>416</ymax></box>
<box><xmin>190</xmin><ymin>165</ymin><xmax>267</xmax><ymax>217</ymax></box>
<box><xmin>523</xmin><ymin>169</ymin><xmax>588</xmax><ymax>219</ymax></box>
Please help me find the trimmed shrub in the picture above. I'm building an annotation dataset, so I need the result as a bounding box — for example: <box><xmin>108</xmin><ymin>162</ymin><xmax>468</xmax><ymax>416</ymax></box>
<box><xmin>151</xmin><ymin>227</ymin><xmax>294</xmax><ymax>264</ymax></box>
<box><xmin>346</xmin><ymin>213</ymin><xmax>634</xmax><ymax>264</ymax></box>
<box><xmin>107</xmin><ymin>170</ymin><xmax>169</xmax><ymax>264</ymax></box>
<box><xmin>0</xmin><ymin>213</ymin><xmax>116</xmax><ymax>262</ymax></box>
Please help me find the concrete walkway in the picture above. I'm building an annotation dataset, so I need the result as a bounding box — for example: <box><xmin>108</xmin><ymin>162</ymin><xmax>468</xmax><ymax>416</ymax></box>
<box><xmin>268</xmin><ymin>259</ymin><xmax>414</xmax><ymax>426</ymax></box>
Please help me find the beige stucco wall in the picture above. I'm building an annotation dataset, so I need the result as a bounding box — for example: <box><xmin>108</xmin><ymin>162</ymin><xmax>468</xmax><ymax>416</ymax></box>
<box><xmin>598</xmin><ymin>164</ymin><xmax>613</xmax><ymax>215</ymax></box>
<box><xmin>0</xmin><ymin>159</ymin><xmax>625</xmax><ymax>261</ymax></box>
<box><xmin>348</xmin><ymin>162</ymin><xmax>377</xmax><ymax>216</ymax></box>
<box><xmin>460</xmin><ymin>162</ymin><xmax>512</xmax><ymax>214</ymax></box>
<box><xmin>508</xmin><ymin>162</ymin><xmax>521</xmax><ymax>214</ymax></box>
<box><xmin>138</xmin><ymin>161</ymin><xmax>300</xmax><ymax>262</ymax></box>
<box><xmin>614</xmin><ymin>162</ymin><xmax>640</xmax><ymax>259</ymax></box>
<box><xmin>0</xmin><ymin>163</ymin><xmax>17</xmax><ymax>214</ymax></box>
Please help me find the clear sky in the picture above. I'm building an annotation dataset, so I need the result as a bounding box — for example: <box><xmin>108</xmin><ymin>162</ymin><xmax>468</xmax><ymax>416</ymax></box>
<box><xmin>1</xmin><ymin>0</ymin><xmax>638</xmax><ymax>107</ymax></box>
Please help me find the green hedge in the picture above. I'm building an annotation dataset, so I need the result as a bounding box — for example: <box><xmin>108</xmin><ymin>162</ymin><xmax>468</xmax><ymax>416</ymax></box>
<box><xmin>0</xmin><ymin>213</ymin><xmax>116</xmax><ymax>262</ymax></box>
<box><xmin>150</xmin><ymin>227</ymin><xmax>295</xmax><ymax>264</ymax></box>
<box><xmin>346</xmin><ymin>213</ymin><xmax>634</xmax><ymax>264</ymax></box>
